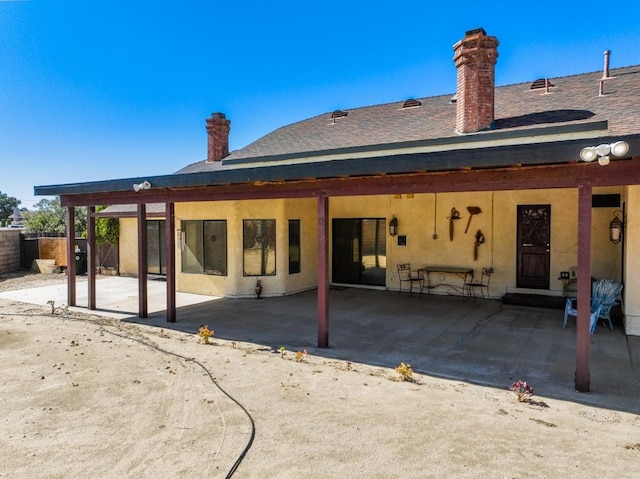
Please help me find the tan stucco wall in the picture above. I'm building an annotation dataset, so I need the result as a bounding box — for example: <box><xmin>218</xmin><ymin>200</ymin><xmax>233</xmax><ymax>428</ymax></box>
<box><xmin>493</xmin><ymin>187</ymin><xmax>622</xmax><ymax>296</ymax></box>
<box><xmin>331</xmin><ymin>187</ymin><xmax>623</xmax><ymax>299</ymax></box>
<box><xmin>118</xmin><ymin>218</ymin><xmax>138</xmax><ymax>276</ymax></box>
<box><xmin>116</xmin><ymin>186</ymin><xmax>630</xmax><ymax>328</ymax></box>
<box><xmin>623</xmin><ymin>185</ymin><xmax>640</xmax><ymax>335</ymax></box>
<box><xmin>174</xmin><ymin>198</ymin><xmax>317</xmax><ymax>297</ymax></box>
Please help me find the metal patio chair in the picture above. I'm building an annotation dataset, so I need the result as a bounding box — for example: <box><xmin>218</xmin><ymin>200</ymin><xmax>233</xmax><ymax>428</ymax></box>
<box><xmin>563</xmin><ymin>278</ymin><xmax>623</xmax><ymax>334</ymax></box>
<box><xmin>464</xmin><ymin>267</ymin><xmax>493</xmax><ymax>302</ymax></box>
<box><xmin>397</xmin><ymin>263</ymin><xmax>423</xmax><ymax>296</ymax></box>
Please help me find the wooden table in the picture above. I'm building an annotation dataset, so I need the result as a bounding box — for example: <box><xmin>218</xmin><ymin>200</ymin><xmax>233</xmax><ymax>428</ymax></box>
<box><xmin>418</xmin><ymin>266</ymin><xmax>474</xmax><ymax>298</ymax></box>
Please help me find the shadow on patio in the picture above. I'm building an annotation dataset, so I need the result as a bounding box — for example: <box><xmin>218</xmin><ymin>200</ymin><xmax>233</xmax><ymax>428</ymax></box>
<box><xmin>129</xmin><ymin>286</ymin><xmax>640</xmax><ymax>414</ymax></box>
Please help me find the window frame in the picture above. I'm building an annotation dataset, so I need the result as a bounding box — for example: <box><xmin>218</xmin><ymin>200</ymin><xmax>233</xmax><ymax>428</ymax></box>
<box><xmin>288</xmin><ymin>219</ymin><xmax>301</xmax><ymax>274</ymax></box>
<box><xmin>243</xmin><ymin>219</ymin><xmax>276</xmax><ymax>276</ymax></box>
<box><xmin>180</xmin><ymin>219</ymin><xmax>227</xmax><ymax>276</ymax></box>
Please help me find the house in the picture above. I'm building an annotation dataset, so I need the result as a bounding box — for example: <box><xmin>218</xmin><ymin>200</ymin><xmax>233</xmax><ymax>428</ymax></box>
<box><xmin>35</xmin><ymin>29</ymin><xmax>640</xmax><ymax>392</ymax></box>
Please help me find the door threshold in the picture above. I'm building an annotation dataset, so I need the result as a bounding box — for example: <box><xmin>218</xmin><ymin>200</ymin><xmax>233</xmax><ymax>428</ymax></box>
<box><xmin>330</xmin><ymin>283</ymin><xmax>386</xmax><ymax>291</ymax></box>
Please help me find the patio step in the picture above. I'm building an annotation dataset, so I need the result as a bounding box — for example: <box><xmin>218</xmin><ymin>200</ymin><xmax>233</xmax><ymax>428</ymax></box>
<box><xmin>501</xmin><ymin>293</ymin><xmax>565</xmax><ymax>310</ymax></box>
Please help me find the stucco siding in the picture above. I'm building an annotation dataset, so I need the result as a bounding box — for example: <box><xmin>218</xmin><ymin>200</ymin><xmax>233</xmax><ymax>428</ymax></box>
<box><xmin>623</xmin><ymin>186</ymin><xmax>640</xmax><ymax>335</ymax></box>
<box><xmin>175</xmin><ymin>198</ymin><xmax>317</xmax><ymax>298</ymax></box>
<box><xmin>115</xmin><ymin>185</ymin><xmax>626</xmax><ymax>314</ymax></box>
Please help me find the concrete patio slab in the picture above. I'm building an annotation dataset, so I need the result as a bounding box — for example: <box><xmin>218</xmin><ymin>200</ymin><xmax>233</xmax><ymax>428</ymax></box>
<box><xmin>1</xmin><ymin>277</ymin><xmax>638</xmax><ymax>414</ymax></box>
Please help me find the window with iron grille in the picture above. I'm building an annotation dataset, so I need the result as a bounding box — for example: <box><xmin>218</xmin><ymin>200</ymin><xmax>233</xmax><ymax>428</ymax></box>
<box><xmin>243</xmin><ymin>219</ymin><xmax>276</xmax><ymax>276</ymax></box>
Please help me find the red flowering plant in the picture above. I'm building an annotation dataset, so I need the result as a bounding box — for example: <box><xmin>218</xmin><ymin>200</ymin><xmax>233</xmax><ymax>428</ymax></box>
<box><xmin>510</xmin><ymin>380</ymin><xmax>534</xmax><ymax>402</ymax></box>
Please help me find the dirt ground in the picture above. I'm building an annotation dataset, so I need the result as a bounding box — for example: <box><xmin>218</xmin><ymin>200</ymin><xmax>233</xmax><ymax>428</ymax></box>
<box><xmin>1</xmin><ymin>271</ymin><xmax>639</xmax><ymax>478</ymax></box>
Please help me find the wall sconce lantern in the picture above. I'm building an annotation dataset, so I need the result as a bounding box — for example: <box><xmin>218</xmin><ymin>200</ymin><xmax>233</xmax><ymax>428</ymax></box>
<box><xmin>389</xmin><ymin>216</ymin><xmax>398</xmax><ymax>237</ymax></box>
<box><xmin>579</xmin><ymin>141</ymin><xmax>629</xmax><ymax>166</ymax></box>
<box><xmin>609</xmin><ymin>210</ymin><xmax>624</xmax><ymax>244</ymax></box>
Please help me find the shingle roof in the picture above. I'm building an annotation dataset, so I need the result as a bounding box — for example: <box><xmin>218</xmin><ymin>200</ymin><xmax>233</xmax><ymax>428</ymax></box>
<box><xmin>176</xmin><ymin>65</ymin><xmax>640</xmax><ymax>175</ymax></box>
<box><xmin>97</xmin><ymin>203</ymin><xmax>166</xmax><ymax>217</ymax></box>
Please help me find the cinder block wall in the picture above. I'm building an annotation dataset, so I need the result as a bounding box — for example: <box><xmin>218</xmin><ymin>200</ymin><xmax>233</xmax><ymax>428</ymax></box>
<box><xmin>0</xmin><ymin>229</ymin><xmax>21</xmax><ymax>273</ymax></box>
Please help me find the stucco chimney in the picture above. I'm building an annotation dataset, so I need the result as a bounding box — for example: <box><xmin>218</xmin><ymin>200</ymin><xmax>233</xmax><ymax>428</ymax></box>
<box><xmin>206</xmin><ymin>112</ymin><xmax>231</xmax><ymax>162</ymax></box>
<box><xmin>452</xmin><ymin>28</ymin><xmax>499</xmax><ymax>134</ymax></box>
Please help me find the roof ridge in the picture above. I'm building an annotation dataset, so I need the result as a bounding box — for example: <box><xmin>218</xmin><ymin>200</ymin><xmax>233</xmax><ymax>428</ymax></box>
<box><xmin>495</xmin><ymin>64</ymin><xmax>640</xmax><ymax>90</ymax></box>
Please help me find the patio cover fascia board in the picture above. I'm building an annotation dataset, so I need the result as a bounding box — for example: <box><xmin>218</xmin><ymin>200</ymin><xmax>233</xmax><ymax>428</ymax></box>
<box><xmin>37</xmin><ymin>134</ymin><xmax>640</xmax><ymax>208</ymax></box>
<box><xmin>93</xmin><ymin>207</ymin><xmax>166</xmax><ymax>218</ymax></box>
<box><xmin>95</xmin><ymin>211</ymin><xmax>166</xmax><ymax>218</ymax></box>
<box><xmin>56</xmin><ymin>156</ymin><xmax>640</xmax><ymax>208</ymax></box>
<box><xmin>222</xmin><ymin>120</ymin><xmax>610</xmax><ymax>167</ymax></box>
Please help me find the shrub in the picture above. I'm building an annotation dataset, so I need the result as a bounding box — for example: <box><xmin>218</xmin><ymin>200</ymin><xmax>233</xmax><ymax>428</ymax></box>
<box><xmin>197</xmin><ymin>325</ymin><xmax>214</xmax><ymax>344</ymax></box>
<box><xmin>395</xmin><ymin>362</ymin><xmax>414</xmax><ymax>382</ymax></box>
<box><xmin>510</xmin><ymin>380</ymin><xmax>534</xmax><ymax>402</ymax></box>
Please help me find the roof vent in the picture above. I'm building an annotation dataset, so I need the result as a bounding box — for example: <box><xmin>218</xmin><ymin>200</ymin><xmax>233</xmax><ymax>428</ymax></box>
<box><xmin>530</xmin><ymin>78</ymin><xmax>554</xmax><ymax>90</ymax></box>
<box><xmin>402</xmin><ymin>98</ymin><xmax>422</xmax><ymax>109</ymax></box>
<box><xmin>331</xmin><ymin>110</ymin><xmax>348</xmax><ymax>119</ymax></box>
<box><xmin>450</xmin><ymin>93</ymin><xmax>457</xmax><ymax>104</ymax></box>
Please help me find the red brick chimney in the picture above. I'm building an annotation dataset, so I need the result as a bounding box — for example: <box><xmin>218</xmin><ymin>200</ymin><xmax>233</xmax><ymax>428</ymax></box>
<box><xmin>206</xmin><ymin>112</ymin><xmax>231</xmax><ymax>162</ymax></box>
<box><xmin>452</xmin><ymin>29</ymin><xmax>499</xmax><ymax>134</ymax></box>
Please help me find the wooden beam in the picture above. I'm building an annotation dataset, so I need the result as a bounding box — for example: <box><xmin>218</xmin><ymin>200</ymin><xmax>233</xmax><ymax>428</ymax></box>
<box><xmin>575</xmin><ymin>183</ymin><xmax>592</xmax><ymax>392</ymax></box>
<box><xmin>66</xmin><ymin>207</ymin><xmax>76</xmax><ymax>307</ymax></box>
<box><xmin>59</xmin><ymin>158</ymin><xmax>640</xmax><ymax>207</ymax></box>
<box><xmin>137</xmin><ymin>204</ymin><xmax>148</xmax><ymax>318</ymax></box>
<box><xmin>87</xmin><ymin>206</ymin><xmax>96</xmax><ymax>310</ymax></box>
<box><xmin>317</xmin><ymin>193</ymin><xmax>329</xmax><ymax>348</ymax></box>
<box><xmin>165</xmin><ymin>202</ymin><xmax>176</xmax><ymax>323</ymax></box>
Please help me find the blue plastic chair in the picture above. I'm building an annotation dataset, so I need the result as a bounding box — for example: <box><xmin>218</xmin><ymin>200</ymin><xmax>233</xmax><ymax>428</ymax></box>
<box><xmin>563</xmin><ymin>279</ymin><xmax>623</xmax><ymax>334</ymax></box>
<box><xmin>590</xmin><ymin>279</ymin><xmax>623</xmax><ymax>333</ymax></box>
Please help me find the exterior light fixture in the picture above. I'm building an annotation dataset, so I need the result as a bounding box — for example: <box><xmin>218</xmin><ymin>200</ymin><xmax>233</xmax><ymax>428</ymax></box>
<box><xmin>579</xmin><ymin>141</ymin><xmax>629</xmax><ymax>166</ymax></box>
<box><xmin>133</xmin><ymin>180</ymin><xmax>151</xmax><ymax>192</ymax></box>
<box><xmin>609</xmin><ymin>210</ymin><xmax>624</xmax><ymax>244</ymax></box>
<box><xmin>389</xmin><ymin>216</ymin><xmax>398</xmax><ymax>237</ymax></box>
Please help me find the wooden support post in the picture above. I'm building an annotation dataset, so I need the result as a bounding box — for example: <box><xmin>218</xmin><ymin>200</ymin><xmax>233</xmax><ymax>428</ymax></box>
<box><xmin>575</xmin><ymin>184</ymin><xmax>592</xmax><ymax>392</ymax></box>
<box><xmin>165</xmin><ymin>202</ymin><xmax>176</xmax><ymax>323</ymax></box>
<box><xmin>87</xmin><ymin>206</ymin><xmax>96</xmax><ymax>310</ymax></box>
<box><xmin>66</xmin><ymin>206</ymin><xmax>76</xmax><ymax>307</ymax></box>
<box><xmin>137</xmin><ymin>203</ymin><xmax>148</xmax><ymax>318</ymax></box>
<box><xmin>317</xmin><ymin>193</ymin><xmax>329</xmax><ymax>348</ymax></box>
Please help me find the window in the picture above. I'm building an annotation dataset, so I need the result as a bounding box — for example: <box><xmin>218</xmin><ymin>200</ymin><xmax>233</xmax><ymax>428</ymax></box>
<box><xmin>243</xmin><ymin>219</ymin><xmax>276</xmax><ymax>276</ymax></box>
<box><xmin>289</xmin><ymin>219</ymin><xmax>301</xmax><ymax>274</ymax></box>
<box><xmin>147</xmin><ymin>220</ymin><xmax>166</xmax><ymax>275</ymax></box>
<box><xmin>181</xmin><ymin>220</ymin><xmax>227</xmax><ymax>275</ymax></box>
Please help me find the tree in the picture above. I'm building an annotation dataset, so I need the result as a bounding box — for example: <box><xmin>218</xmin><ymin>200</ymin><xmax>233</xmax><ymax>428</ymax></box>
<box><xmin>95</xmin><ymin>205</ymin><xmax>119</xmax><ymax>245</ymax></box>
<box><xmin>93</xmin><ymin>206</ymin><xmax>120</xmax><ymax>270</ymax></box>
<box><xmin>23</xmin><ymin>197</ymin><xmax>87</xmax><ymax>235</ymax></box>
<box><xmin>0</xmin><ymin>191</ymin><xmax>21</xmax><ymax>221</ymax></box>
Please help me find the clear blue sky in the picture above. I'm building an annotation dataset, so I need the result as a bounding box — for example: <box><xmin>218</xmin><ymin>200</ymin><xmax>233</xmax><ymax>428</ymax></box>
<box><xmin>1</xmin><ymin>0</ymin><xmax>639</xmax><ymax>208</ymax></box>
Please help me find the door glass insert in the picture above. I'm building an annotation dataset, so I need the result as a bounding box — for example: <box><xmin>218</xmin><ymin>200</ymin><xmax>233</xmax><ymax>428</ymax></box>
<box><xmin>332</xmin><ymin>218</ymin><xmax>386</xmax><ymax>286</ymax></box>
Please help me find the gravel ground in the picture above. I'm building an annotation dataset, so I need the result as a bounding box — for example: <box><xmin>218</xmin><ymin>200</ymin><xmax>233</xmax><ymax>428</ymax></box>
<box><xmin>0</xmin><ymin>269</ymin><xmax>85</xmax><ymax>293</ymax></box>
<box><xmin>2</xmin><ymin>269</ymin><xmax>640</xmax><ymax>478</ymax></box>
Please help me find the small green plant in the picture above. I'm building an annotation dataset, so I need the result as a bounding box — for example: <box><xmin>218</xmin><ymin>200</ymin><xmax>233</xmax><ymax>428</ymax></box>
<box><xmin>197</xmin><ymin>325</ymin><xmax>214</xmax><ymax>344</ymax></box>
<box><xmin>510</xmin><ymin>380</ymin><xmax>534</xmax><ymax>402</ymax></box>
<box><xmin>294</xmin><ymin>349</ymin><xmax>308</xmax><ymax>362</ymax></box>
<box><xmin>278</xmin><ymin>346</ymin><xmax>286</xmax><ymax>358</ymax></box>
<box><xmin>395</xmin><ymin>362</ymin><xmax>414</xmax><ymax>382</ymax></box>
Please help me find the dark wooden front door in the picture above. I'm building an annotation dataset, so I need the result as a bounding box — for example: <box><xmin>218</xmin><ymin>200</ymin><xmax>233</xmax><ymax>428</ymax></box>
<box><xmin>516</xmin><ymin>205</ymin><xmax>550</xmax><ymax>289</ymax></box>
